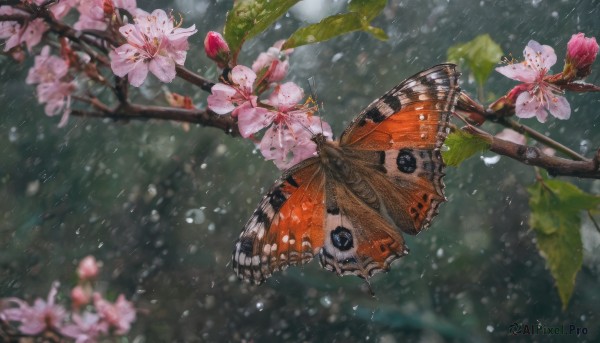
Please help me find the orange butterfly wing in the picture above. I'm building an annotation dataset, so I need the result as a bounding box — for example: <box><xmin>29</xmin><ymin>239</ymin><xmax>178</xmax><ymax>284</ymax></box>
<box><xmin>233</xmin><ymin>159</ymin><xmax>326</xmax><ymax>284</ymax></box>
<box><xmin>339</xmin><ymin>63</ymin><xmax>459</xmax><ymax>151</ymax></box>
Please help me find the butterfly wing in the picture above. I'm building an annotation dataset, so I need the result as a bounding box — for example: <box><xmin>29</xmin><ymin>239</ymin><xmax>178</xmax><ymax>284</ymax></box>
<box><xmin>339</xmin><ymin>63</ymin><xmax>459</xmax><ymax>151</ymax></box>
<box><xmin>319</xmin><ymin>180</ymin><xmax>408</xmax><ymax>279</ymax></box>
<box><xmin>232</xmin><ymin>159</ymin><xmax>326</xmax><ymax>284</ymax></box>
<box><xmin>339</xmin><ymin>64</ymin><xmax>460</xmax><ymax>235</ymax></box>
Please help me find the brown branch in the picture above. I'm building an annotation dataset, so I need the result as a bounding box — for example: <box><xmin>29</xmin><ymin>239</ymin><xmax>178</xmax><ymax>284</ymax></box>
<box><xmin>71</xmin><ymin>104</ymin><xmax>240</xmax><ymax>136</ymax></box>
<box><xmin>176</xmin><ymin>66</ymin><xmax>215</xmax><ymax>93</ymax></box>
<box><xmin>463</xmin><ymin>126</ymin><xmax>600</xmax><ymax>179</ymax></box>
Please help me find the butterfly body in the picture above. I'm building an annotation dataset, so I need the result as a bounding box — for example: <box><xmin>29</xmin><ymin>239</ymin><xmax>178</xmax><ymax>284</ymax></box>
<box><xmin>233</xmin><ymin>64</ymin><xmax>460</xmax><ymax>284</ymax></box>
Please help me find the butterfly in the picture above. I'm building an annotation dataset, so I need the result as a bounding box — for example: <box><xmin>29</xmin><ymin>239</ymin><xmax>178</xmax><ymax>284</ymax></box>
<box><xmin>232</xmin><ymin>64</ymin><xmax>460</xmax><ymax>285</ymax></box>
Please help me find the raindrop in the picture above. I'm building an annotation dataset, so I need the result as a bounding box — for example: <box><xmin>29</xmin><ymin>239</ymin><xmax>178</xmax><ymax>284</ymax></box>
<box><xmin>320</xmin><ymin>296</ymin><xmax>332</xmax><ymax>308</ymax></box>
<box><xmin>440</xmin><ymin>144</ymin><xmax>449</xmax><ymax>152</ymax></box>
<box><xmin>98</xmin><ymin>242</ymin><xmax>104</xmax><ymax>248</ymax></box>
<box><xmin>207</xmin><ymin>223</ymin><xmax>216</xmax><ymax>232</ymax></box>
<box><xmin>331</xmin><ymin>52</ymin><xmax>343</xmax><ymax>63</ymax></box>
<box><xmin>181</xmin><ymin>310</ymin><xmax>189</xmax><ymax>318</ymax></box>
<box><xmin>352</xmin><ymin>305</ymin><xmax>358</xmax><ymax>311</ymax></box>
<box><xmin>436</xmin><ymin>248</ymin><xmax>444</xmax><ymax>258</ymax></box>
<box><xmin>256</xmin><ymin>301</ymin><xmax>265</xmax><ymax>311</ymax></box>
<box><xmin>8</xmin><ymin>127</ymin><xmax>18</xmax><ymax>142</ymax></box>
<box><xmin>580</xmin><ymin>139</ymin><xmax>590</xmax><ymax>155</ymax></box>
<box><xmin>481</xmin><ymin>154</ymin><xmax>501</xmax><ymax>166</ymax></box>
<box><xmin>419</xmin><ymin>114</ymin><xmax>425</xmax><ymax>120</ymax></box>
<box><xmin>185</xmin><ymin>208</ymin><xmax>205</xmax><ymax>224</ymax></box>
<box><xmin>486</xmin><ymin>325</ymin><xmax>494</xmax><ymax>332</ymax></box>
<box><xmin>150</xmin><ymin>209</ymin><xmax>160</xmax><ymax>222</ymax></box>
<box><xmin>147</xmin><ymin>184</ymin><xmax>158</xmax><ymax>198</ymax></box>
<box><xmin>200</xmin><ymin>163</ymin><xmax>207</xmax><ymax>169</ymax></box>
<box><xmin>551</xmin><ymin>11</ymin><xmax>558</xmax><ymax>19</ymax></box>
<box><xmin>75</xmin><ymin>228</ymin><xmax>80</xmax><ymax>235</ymax></box>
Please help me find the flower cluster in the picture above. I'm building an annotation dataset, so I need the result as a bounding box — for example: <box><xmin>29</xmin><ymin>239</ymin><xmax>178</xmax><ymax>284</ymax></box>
<box><xmin>26</xmin><ymin>45</ymin><xmax>77</xmax><ymax>127</ymax></box>
<box><xmin>495</xmin><ymin>33</ymin><xmax>598</xmax><ymax>123</ymax></box>
<box><xmin>0</xmin><ymin>255</ymin><xmax>136</xmax><ymax>342</ymax></box>
<box><xmin>206</xmin><ymin>37</ymin><xmax>332</xmax><ymax>170</ymax></box>
<box><xmin>109</xmin><ymin>9</ymin><xmax>197</xmax><ymax>87</ymax></box>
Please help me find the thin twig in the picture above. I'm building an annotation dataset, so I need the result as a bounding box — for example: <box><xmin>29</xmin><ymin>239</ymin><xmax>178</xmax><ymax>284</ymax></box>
<box><xmin>588</xmin><ymin>210</ymin><xmax>600</xmax><ymax>234</ymax></box>
<box><xmin>176</xmin><ymin>66</ymin><xmax>215</xmax><ymax>93</ymax></box>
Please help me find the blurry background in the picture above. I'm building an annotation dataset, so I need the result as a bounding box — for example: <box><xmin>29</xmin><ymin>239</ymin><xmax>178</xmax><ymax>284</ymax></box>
<box><xmin>1</xmin><ymin>0</ymin><xmax>599</xmax><ymax>341</ymax></box>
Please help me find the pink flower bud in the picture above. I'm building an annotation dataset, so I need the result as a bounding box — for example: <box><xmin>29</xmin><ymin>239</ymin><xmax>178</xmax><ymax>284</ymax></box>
<box><xmin>71</xmin><ymin>285</ymin><xmax>91</xmax><ymax>308</ymax></box>
<box><xmin>564</xmin><ymin>33</ymin><xmax>598</xmax><ymax>80</ymax></box>
<box><xmin>204</xmin><ymin>31</ymin><xmax>230</xmax><ymax>68</ymax></box>
<box><xmin>77</xmin><ymin>256</ymin><xmax>99</xmax><ymax>280</ymax></box>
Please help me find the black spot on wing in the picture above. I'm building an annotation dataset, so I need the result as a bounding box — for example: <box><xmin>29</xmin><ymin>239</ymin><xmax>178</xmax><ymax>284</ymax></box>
<box><xmin>268</xmin><ymin>188</ymin><xmax>286</xmax><ymax>212</ymax></box>
<box><xmin>327</xmin><ymin>206</ymin><xmax>340</xmax><ymax>215</ymax></box>
<box><xmin>239</xmin><ymin>236</ymin><xmax>254</xmax><ymax>255</ymax></box>
<box><xmin>331</xmin><ymin>226</ymin><xmax>354</xmax><ymax>251</ymax></box>
<box><xmin>254</xmin><ymin>209</ymin><xmax>270</xmax><ymax>226</ymax></box>
<box><xmin>285</xmin><ymin>175</ymin><xmax>299</xmax><ymax>188</ymax></box>
<box><xmin>397</xmin><ymin>149</ymin><xmax>417</xmax><ymax>173</ymax></box>
<box><xmin>364</xmin><ymin>107</ymin><xmax>385</xmax><ymax>123</ymax></box>
<box><xmin>383</xmin><ymin>94</ymin><xmax>401</xmax><ymax>112</ymax></box>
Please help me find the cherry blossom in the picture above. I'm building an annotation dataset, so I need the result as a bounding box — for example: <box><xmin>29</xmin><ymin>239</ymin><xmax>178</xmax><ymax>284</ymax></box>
<box><xmin>564</xmin><ymin>32</ymin><xmax>598</xmax><ymax>80</ymax></box>
<box><xmin>252</xmin><ymin>40</ymin><xmax>293</xmax><ymax>83</ymax></box>
<box><xmin>93</xmin><ymin>293</ymin><xmax>136</xmax><ymax>335</ymax></box>
<box><xmin>77</xmin><ymin>255</ymin><xmax>100</xmax><ymax>280</ymax></box>
<box><xmin>204</xmin><ymin>31</ymin><xmax>230</xmax><ymax>68</ymax></box>
<box><xmin>207</xmin><ymin>65</ymin><xmax>260</xmax><ymax>117</ymax></box>
<box><xmin>36</xmin><ymin>81</ymin><xmax>75</xmax><ymax>127</ymax></box>
<box><xmin>0</xmin><ymin>6</ymin><xmax>48</xmax><ymax>52</ymax></box>
<box><xmin>61</xmin><ymin>312</ymin><xmax>109</xmax><ymax>343</ymax></box>
<box><xmin>496</xmin><ymin>40</ymin><xmax>570</xmax><ymax>122</ymax></box>
<box><xmin>26</xmin><ymin>45</ymin><xmax>69</xmax><ymax>85</ymax></box>
<box><xmin>109</xmin><ymin>9</ymin><xmax>197</xmax><ymax>87</ymax></box>
<box><xmin>70</xmin><ymin>286</ymin><xmax>91</xmax><ymax>308</ymax></box>
<box><xmin>0</xmin><ymin>282</ymin><xmax>66</xmax><ymax>335</ymax></box>
<box><xmin>75</xmin><ymin>0</ymin><xmax>138</xmax><ymax>31</ymax></box>
<box><xmin>256</xmin><ymin>83</ymin><xmax>332</xmax><ymax>169</ymax></box>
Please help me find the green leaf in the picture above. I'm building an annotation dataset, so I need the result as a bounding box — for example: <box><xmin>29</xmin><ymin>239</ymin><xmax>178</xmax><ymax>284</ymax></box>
<box><xmin>447</xmin><ymin>34</ymin><xmax>503</xmax><ymax>86</ymax></box>
<box><xmin>283</xmin><ymin>12</ymin><xmax>388</xmax><ymax>49</ymax></box>
<box><xmin>441</xmin><ymin>130</ymin><xmax>491</xmax><ymax>167</ymax></box>
<box><xmin>224</xmin><ymin>0</ymin><xmax>300</xmax><ymax>60</ymax></box>
<box><xmin>528</xmin><ymin>180</ymin><xmax>600</xmax><ymax>309</ymax></box>
<box><xmin>348</xmin><ymin>0</ymin><xmax>387</xmax><ymax>21</ymax></box>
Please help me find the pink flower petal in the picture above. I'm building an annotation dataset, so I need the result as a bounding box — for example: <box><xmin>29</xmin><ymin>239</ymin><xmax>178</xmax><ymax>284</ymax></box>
<box><xmin>231</xmin><ymin>65</ymin><xmax>257</xmax><ymax>94</ymax></box>
<box><xmin>149</xmin><ymin>55</ymin><xmax>176</xmax><ymax>83</ymax></box>
<box><xmin>515</xmin><ymin>91</ymin><xmax>542</xmax><ymax>119</ymax></box>
<box><xmin>127</xmin><ymin>62</ymin><xmax>149</xmax><ymax>87</ymax></box>
<box><xmin>207</xmin><ymin>83</ymin><xmax>238</xmax><ymax>114</ymax></box>
<box><xmin>237</xmin><ymin>106</ymin><xmax>276</xmax><ymax>138</ymax></box>
<box><xmin>495</xmin><ymin>128</ymin><xmax>526</xmax><ymax>145</ymax></box>
<box><xmin>495</xmin><ymin>63</ymin><xmax>537</xmax><ymax>83</ymax></box>
<box><xmin>269</xmin><ymin>82</ymin><xmax>304</xmax><ymax>111</ymax></box>
<box><xmin>545</xmin><ymin>93</ymin><xmax>571</xmax><ymax>120</ymax></box>
<box><xmin>524</xmin><ymin>40</ymin><xmax>557</xmax><ymax>70</ymax></box>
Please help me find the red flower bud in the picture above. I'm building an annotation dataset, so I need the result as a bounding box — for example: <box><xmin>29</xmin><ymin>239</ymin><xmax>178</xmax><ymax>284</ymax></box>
<box><xmin>563</xmin><ymin>32</ymin><xmax>598</xmax><ymax>80</ymax></box>
<box><xmin>204</xmin><ymin>31</ymin><xmax>230</xmax><ymax>68</ymax></box>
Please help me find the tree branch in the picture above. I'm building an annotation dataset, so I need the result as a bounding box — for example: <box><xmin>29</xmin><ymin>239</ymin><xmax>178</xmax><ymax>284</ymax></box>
<box><xmin>71</xmin><ymin>104</ymin><xmax>240</xmax><ymax>136</ymax></box>
<box><xmin>176</xmin><ymin>66</ymin><xmax>215</xmax><ymax>93</ymax></box>
<box><xmin>463</xmin><ymin>126</ymin><xmax>600</xmax><ymax>179</ymax></box>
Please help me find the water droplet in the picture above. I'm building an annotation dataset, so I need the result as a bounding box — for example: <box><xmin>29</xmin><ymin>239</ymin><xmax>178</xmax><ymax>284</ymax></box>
<box><xmin>200</xmin><ymin>163</ymin><xmax>207</xmax><ymax>169</ymax></box>
<box><xmin>580</xmin><ymin>139</ymin><xmax>590</xmax><ymax>155</ymax></box>
<box><xmin>8</xmin><ymin>127</ymin><xmax>18</xmax><ymax>143</ymax></box>
<box><xmin>185</xmin><ymin>208</ymin><xmax>205</xmax><ymax>224</ymax></box>
<box><xmin>75</xmin><ymin>228</ymin><xmax>80</xmax><ymax>235</ymax></box>
<box><xmin>320</xmin><ymin>296</ymin><xmax>332</xmax><ymax>308</ymax></box>
<box><xmin>331</xmin><ymin>52</ymin><xmax>343</xmax><ymax>63</ymax></box>
<box><xmin>98</xmin><ymin>242</ymin><xmax>104</xmax><ymax>248</ymax></box>
<box><xmin>436</xmin><ymin>248</ymin><xmax>444</xmax><ymax>258</ymax></box>
<box><xmin>352</xmin><ymin>305</ymin><xmax>358</xmax><ymax>311</ymax></box>
<box><xmin>147</xmin><ymin>184</ymin><xmax>158</xmax><ymax>198</ymax></box>
<box><xmin>181</xmin><ymin>310</ymin><xmax>189</xmax><ymax>318</ymax></box>
<box><xmin>256</xmin><ymin>301</ymin><xmax>264</xmax><ymax>311</ymax></box>
<box><xmin>419</xmin><ymin>114</ymin><xmax>425</xmax><ymax>120</ymax></box>
<box><xmin>486</xmin><ymin>325</ymin><xmax>494</xmax><ymax>332</ymax></box>
<box><xmin>150</xmin><ymin>209</ymin><xmax>160</xmax><ymax>222</ymax></box>
<box><xmin>441</xmin><ymin>144</ymin><xmax>449</xmax><ymax>152</ymax></box>
<box><xmin>481</xmin><ymin>154</ymin><xmax>501</xmax><ymax>166</ymax></box>
<box><xmin>207</xmin><ymin>223</ymin><xmax>216</xmax><ymax>232</ymax></box>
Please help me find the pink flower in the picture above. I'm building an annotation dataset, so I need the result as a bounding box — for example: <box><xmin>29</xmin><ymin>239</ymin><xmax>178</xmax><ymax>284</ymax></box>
<box><xmin>25</xmin><ymin>0</ymin><xmax>78</xmax><ymax>20</ymax></box>
<box><xmin>71</xmin><ymin>286</ymin><xmax>91</xmax><ymax>308</ymax></box>
<box><xmin>256</xmin><ymin>83</ymin><xmax>332</xmax><ymax>169</ymax></box>
<box><xmin>0</xmin><ymin>6</ymin><xmax>48</xmax><ymax>52</ymax></box>
<box><xmin>495</xmin><ymin>128</ymin><xmax>526</xmax><ymax>145</ymax></box>
<box><xmin>75</xmin><ymin>0</ymin><xmax>138</xmax><ymax>31</ymax></box>
<box><xmin>0</xmin><ymin>282</ymin><xmax>66</xmax><ymax>335</ymax></box>
<box><xmin>207</xmin><ymin>65</ymin><xmax>259</xmax><ymax>117</ymax></box>
<box><xmin>77</xmin><ymin>255</ymin><xmax>100</xmax><ymax>280</ymax></box>
<box><xmin>564</xmin><ymin>32</ymin><xmax>598</xmax><ymax>79</ymax></box>
<box><xmin>252</xmin><ymin>40</ymin><xmax>293</xmax><ymax>83</ymax></box>
<box><xmin>109</xmin><ymin>9</ymin><xmax>197</xmax><ymax>87</ymax></box>
<box><xmin>93</xmin><ymin>293</ymin><xmax>136</xmax><ymax>335</ymax></box>
<box><xmin>496</xmin><ymin>40</ymin><xmax>570</xmax><ymax>122</ymax></box>
<box><xmin>26</xmin><ymin>46</ymin><xmax>69</xmax><ymax>85</ymax></box>
<box><xmin>204</xmin><ymin>31</ymin><xmax>230</xmax><ymax>68</ymax></box>
<box><xmin>36</xmin><ymin>81</ymin><xmax>75</xmax><ymax>127</ymax></box>
<box><xmin>61</xmin><ymin>312</ymin><xmax>109</xmax><ymax>343</ymax></box>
